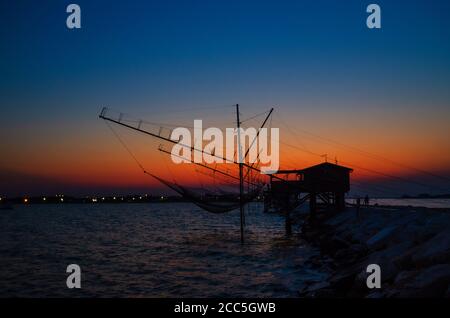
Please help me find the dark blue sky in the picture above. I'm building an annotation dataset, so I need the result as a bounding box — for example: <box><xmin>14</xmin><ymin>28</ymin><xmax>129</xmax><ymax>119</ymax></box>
<box><xmin>2</xmin><ymin>0</ymin><xmax>450</xmax><ymax>111</ymax></box>
<box><xmin>1</xmin><ymin>0</ymin><xmax>450</xmax><ymax>196</ymax></box>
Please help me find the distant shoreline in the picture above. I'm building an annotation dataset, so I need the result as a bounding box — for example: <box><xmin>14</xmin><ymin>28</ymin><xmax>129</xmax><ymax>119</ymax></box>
<box><xmin>1</xmin><ymin>194</ymin><xmax>450</xmax><ymax>205</ymax></box>
<box><xmin>400</xmin><ymin>194</ymin><xmax>450</xmax><ymax>199</ymax></box>
<box><xmin>0</xmin><ymin>194</ymin><xmax>450</xmax><ymax>206</ymax></box>
<box><xmin>0</xmin><ymin>195</ymin><xmax>189</xmax><ymax>205</ymax></box>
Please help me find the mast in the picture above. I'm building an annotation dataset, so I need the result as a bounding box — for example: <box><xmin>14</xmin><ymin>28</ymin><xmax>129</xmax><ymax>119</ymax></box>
<box><xmin>243</xmin><ymin>107</ymin><xmax>274</xmax><ymax>180</ymax></box>
<box><xmin>236</xmin><ymin>104</ymin><xmax>245</xmax><ymax>244</ymax></box>
<box><xmin>99</xmin><ymin>107</ymin><xmax>288</xmax><ymax>182</ymax></box>
<box><xmin>100</xmin><ymin>108</ymin><xmax>251</xmax><ymax>171</ymax></box>
<box><xmin>244</xmin><ymin>107</ymin><xmax>274</xmax><ymax>159</ymax></box>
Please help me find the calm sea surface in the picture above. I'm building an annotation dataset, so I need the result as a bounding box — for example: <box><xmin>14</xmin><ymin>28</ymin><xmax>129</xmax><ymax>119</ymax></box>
<box><xmin>0</xmin><ymin>203</ymin><xmax>325</xmax><ymax>297</ymax></box>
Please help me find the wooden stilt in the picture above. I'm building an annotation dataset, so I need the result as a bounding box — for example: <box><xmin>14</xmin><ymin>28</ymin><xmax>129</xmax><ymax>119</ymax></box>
<box><xmin>236</xmin><ymin>104</ymin><xmax>245</xmax><ymax>244</ymax></box>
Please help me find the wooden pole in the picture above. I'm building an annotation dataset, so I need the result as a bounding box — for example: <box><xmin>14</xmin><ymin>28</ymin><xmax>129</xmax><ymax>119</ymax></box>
<box><xmin>236</xmin><ymin>104</ymin><xmax>245</xmax><ymax>244</ymax></box>
<box><xmin>100</xmin><ymin>108</ymin><xmax>291</xmax><ymax>185</ymax></box>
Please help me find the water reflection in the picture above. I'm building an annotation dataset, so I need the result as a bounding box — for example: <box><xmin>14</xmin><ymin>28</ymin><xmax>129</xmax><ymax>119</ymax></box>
<box><xmin>0</xmin><ymin>203</ymin><xmax>326</xmax><ymax>297</ymax></box>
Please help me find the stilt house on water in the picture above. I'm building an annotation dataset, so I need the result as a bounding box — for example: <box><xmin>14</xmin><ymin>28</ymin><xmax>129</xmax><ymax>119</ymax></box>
<box><xmin>265</xmin><ymin>162</ymin><xmax>353</xmax><ymax>215</ymax></box>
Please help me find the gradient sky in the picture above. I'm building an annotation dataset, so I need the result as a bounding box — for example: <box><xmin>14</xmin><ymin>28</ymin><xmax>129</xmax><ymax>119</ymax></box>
<box><xmin>1</xmin><ymin>0</ymin><xmax>450</xmax><ymax>197</ymax></box>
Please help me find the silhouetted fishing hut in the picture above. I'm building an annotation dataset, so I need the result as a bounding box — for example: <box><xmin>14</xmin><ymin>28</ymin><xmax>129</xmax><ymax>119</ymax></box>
<box><xmin>266</xmin><ymin>162</ymin><xmax>353</xmax><ymax>217</ymax></box>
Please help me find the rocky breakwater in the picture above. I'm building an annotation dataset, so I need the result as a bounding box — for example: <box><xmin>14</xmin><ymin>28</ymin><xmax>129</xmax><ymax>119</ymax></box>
<box><xmin>298</xmin><ymin>205</ymin><xmax>450</xmax><ymax>297</ymax></box>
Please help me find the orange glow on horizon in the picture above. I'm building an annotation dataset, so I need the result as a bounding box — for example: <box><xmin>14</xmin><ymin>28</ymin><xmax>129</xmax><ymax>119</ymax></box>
<box><xmin>2</xmin><ymin>106</ymin><xmax>449</xmax><ymax>194</ymax></box>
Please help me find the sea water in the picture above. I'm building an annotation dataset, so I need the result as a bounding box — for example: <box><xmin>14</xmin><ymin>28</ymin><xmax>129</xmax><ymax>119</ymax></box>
<box><xmin>0</xmin><ymin>203</ymin><xmax>325</xmax><ymax>297</ymax></box>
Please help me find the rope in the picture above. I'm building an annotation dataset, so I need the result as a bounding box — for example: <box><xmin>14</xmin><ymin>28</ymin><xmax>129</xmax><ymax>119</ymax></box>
<box><xmin>280</xmin><ymin>140</ymin><xmax>449</xmax><ymax>193</ymax></box>
<box><xmin>104</xmin><ymin>121</ymin><xmax>147</xmax><ymax>173</ymax></box>
<box><xmin>276</xmin><ymin>110</ymin><xmax>450</xmax><ymax>183</ymax></box>
<box><xmin>240</xmin><ymin>109</ymin><xmax>270</xmax><ymax>123</ymax></box>
<box><xmin>158</xmin><ymin>148</ymin><xmax>177</xmax><ymax>183</ymax></box>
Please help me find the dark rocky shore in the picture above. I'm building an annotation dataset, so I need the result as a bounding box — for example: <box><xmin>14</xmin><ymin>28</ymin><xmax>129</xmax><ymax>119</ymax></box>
<box><xmin>298</xmin><ymin>205</ymin><xmax>450</xmax><ymax>297</ymax></box>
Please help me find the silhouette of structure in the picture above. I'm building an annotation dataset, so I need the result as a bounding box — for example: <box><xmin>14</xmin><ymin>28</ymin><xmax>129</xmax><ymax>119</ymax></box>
<box><xmin>99</xmin><ymin>106</ymin><xmax>356</xmax><ymax>239</ymax></box>
<box><xmin>99</xmin><ymin>105</ymin><xmax>275</xmax><ymax>243</ymax></box>
<box><xmin>266</xmin><ymin>162</ymin><xmax>353</xmax><ymax>216</ymax></box>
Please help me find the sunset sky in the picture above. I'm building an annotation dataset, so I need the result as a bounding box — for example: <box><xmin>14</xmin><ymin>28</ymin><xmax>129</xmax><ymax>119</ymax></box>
<box><xmin>1</xmin><ymin>0</ymin><xmax>450</xmax><ymax>197</ymax></box>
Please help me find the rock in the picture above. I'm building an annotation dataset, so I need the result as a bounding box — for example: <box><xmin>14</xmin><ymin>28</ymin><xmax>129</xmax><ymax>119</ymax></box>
<box><xmin>328</xmin><ymin>264</ymin><xmax>361</xmax><ymax>292</ymax></box>
<box><xmin>298</xmin><ymin>281</ymin><xmax>332</xmax><ymax>297</ymax></box>
<box><xmin>396</xmin><ymin>264</ymin><xmax>450</xmax><ymax>297</ymax></box>
<box><xmin>320</xmin><ymin>235</ymin><xmax>350</xmax><ymax>255</ymax></box>
<box><xmin>394</xmin><ymin>247</ymin><xmax>418</xmax><ymax>270</ymax></box>
<box><xmin>325</xmin><ymin>211</ymin><xmax>354</xmax><ymax>227</ymax></box>
<box><xmin>366</xmin><ymin>225</ymin><xmax>400</xmax><ymax>250</ymax></box>
<box><xmin>305</xmin><ymin>281</ymin><xmax>330</xmax><ymax>292</ymax></box>
<box><xmin>411</xmin><ymin>230</ymin><xmax>450</xmax><ymax>267</ymax></box>
<box><xmin>311</xmin><ymin>288</ymin><xmax>335</xmax><ymax>297</ymax></box>
<box><xmin>394</xmin><ymin>270</ymin><xmax>420</xmax><ymax>285</ymax></box>
<box><xmin>351</xmin><ymin>243</ymin><xmax>368</xmax><ymax>254</ymax></box>
<box><xmin>333</xmin><ymin>243</ymin><xmax>367</xmax><ymax>265</ymax></box>
<box><xmin>394</xmin><ymin>230</ymin><xmax>450</xmax><ymax>270</ymax></box>
<box><xmin>301</xmin><ymin>206</ymin><xmax>450</xmax><ymax>298</ymax></box>
<box><xmin>350</xmin><ymin>242</ymin><xmax>414</xmax><ymax>294</ymax></box>
<box><xmin>366</xmin><ymin>290</ymin><xmax>387</xmax><ymax>298</ymax></box>
<box><xmin>420</xmin><ymin>213</ymin><xmax>449</xmax><ymax>239</ymax></box>
<box><xmin>333</xmin><ymin>249</ymin><xmax>353</xmax><ymax>262</ymax></box>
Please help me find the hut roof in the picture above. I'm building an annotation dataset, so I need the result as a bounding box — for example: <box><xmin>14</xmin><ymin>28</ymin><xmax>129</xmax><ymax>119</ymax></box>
<box><xmin>300</xmin><ymin>162</ymin><xmax>353</xmax><ymax>173</ymax></box>
<box><xmin>273</xmin><ymin>162</ymin><xmax>353</xmax><ymax>175</ymax></box>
